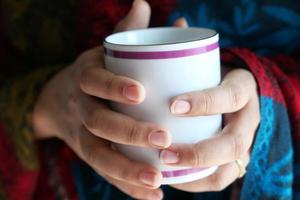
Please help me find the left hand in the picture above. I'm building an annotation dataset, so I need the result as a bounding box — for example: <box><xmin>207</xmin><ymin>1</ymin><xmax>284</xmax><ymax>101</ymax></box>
<box><xmin>160</xmin><ymin>68</ymin><xmax>260</xmax><ymax>192</ymax></box>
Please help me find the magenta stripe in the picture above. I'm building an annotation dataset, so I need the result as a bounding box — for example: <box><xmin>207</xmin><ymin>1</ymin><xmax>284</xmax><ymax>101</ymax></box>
<box><xmin>105</xmin><ymin>42</ymin><xmax>219</xmax><ymax>59</ymax></box>
<box><xmin>162</xmin><ymin>167</ymin><xmax>208</xmax><ymax>178</ymax></box>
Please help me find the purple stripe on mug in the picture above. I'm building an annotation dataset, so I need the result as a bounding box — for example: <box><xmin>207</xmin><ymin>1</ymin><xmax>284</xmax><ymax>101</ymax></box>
<box><xmin>105</xmin><ymin>42</ymin><xmax>219</xmax><ymax>60</ymax></box>
<box><xmin>162</xmin><ymin>167</ymin><xmax>209</xmax><ymax>178</ymax></box>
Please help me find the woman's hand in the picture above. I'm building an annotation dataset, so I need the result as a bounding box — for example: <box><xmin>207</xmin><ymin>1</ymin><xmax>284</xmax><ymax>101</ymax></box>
<box><xmin>33</xmin><ymin>1</ymin><xmax>172</xmax><ymax>199</ymax></box>
<box><xmin>160</xmin><ymin>68</ymin><xmax>260</xmax><ymax>192</ymax></box>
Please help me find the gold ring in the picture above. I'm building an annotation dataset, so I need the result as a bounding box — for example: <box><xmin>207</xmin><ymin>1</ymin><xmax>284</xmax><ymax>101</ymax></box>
<box><xmin>235</xmin><ymin>159</ymin><xmax>246</xmax><ymax>178</ymax></box>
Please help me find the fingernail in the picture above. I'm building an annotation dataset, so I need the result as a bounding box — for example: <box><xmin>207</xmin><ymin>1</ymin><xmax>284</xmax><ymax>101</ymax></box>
<box><xmin>124</xmin><ymin>85</ymin><xmax>140</xmax><ymax>102</ymax></box>
<box><xmin>149</xmin><ymin>130</ymin><xmax>169</xmax><ymax>148</ymax></box>
<box><xmin>160</xmin><ymin>150</ymin><xmax>180</xmax><ymax>164</ymax></box>
<box><xmin>139</xmin><ymin>172</ymin><xmax>158</xmax><ymax>187</ymax></box>
<box><xmin>171</xmin><ymin>100</ymin><xmax>191</xmax><ymax>114</ymax></box>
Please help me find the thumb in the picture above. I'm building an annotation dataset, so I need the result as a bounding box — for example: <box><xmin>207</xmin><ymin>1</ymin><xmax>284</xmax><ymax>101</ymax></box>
<box><xmin>114</xmin><ymin>0</ymin><xmax>151</xmax><ymax>32</ymax></box>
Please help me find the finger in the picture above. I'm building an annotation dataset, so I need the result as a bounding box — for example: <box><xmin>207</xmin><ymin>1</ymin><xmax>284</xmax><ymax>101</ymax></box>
<box><xmin>114</xmin><ymin>0</ymin><xmax>151</xmax><ymax>32</ymax></box>
<box><xmin>75</xmin><ymin>95</ymin><xmax>172</xmax><ymax>149</ymax></box>
<box><xmin>171</xmin><ymin>154</ymin><xmax>249</xmax><ymax>192</ymax></box>
<box><xmin>160</xmin><ymin>98</ymin><xmax>259</xmax><ymax>167</ymax></box>
<box><xmin>170</xmin><ymin>69</ymin><xmax>257</xmax><ymax>116</ymax></box>
<box><xmin>103</xmin><ymin>175</ymin><xmax>163</xmax><ymax>200</ymax></box>
<box><xmin>173</xmin><ymin>17</ymin><xmax>189</xmax><ymax>28</ymax></box>
<box><xmin>75</xmin><ymin>46</ymin><xmax>105</xmax><ymax>66</ymax></box>
<box><xmin>67</xmin><ymin>127</ymin><xmax>163</xmax><ymax>189</ymax></box>
<box><xmin>79</xmin><ymin>65</ymin><xmax>146</xmax><ymax>104</ymax></box>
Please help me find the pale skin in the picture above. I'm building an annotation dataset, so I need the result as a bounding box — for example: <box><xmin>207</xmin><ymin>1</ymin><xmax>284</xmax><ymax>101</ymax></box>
<box><xmin>33</xmin><ymin>0</ymin><xmax>260</xmax><ymax>199</ymax></box>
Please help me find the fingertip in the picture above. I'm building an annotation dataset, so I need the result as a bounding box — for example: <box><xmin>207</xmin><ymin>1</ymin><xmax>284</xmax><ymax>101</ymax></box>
<box><xmin>165</xmin><ymin>130</ymin><xmax>173</xmax><ymax>148</ymax></box>
<box><xmin>151</xmin><ymin>167</ymin><xmax>164</xmax><ymax>189</ymax></box>
<box><xmin>148</xmin><ymin>189</ymin><xmax>164</xmax><ymax>200</ymax></box>
<box><xmin>129</xmin><ymin>0</ymin><xmax>151</xmax><ymax>27</ymax></box>
<box><xmin>139</xmin><ymin>170</ymin><xmax>163</xmax><ymax>189</ymax></box>
<box><xmin>114</xmin><ymin>0</ymin><xmax>151</xmax><ymax>32</ymax></box>
<box><xmin>133</xmin><ymin>0</ymin><xmax>150</xmax><ymax>10</ymax></box>
<box><xmin>173</xmin><ymin>17</ymin><xmax>189</xmax><ymax>28</ymax></box>
<box><xmin>156</xmin><ymin>189</ymin><xmax>164</xmax><ymax>200</ymax></box>
<box><xmin>133</xmin><ymin>0</ymin><xmax>151</xmax><ymax>14</ymax></box>
<box><xmin>155</xmin><ymin>171</ymin><xmax>164</xmax><ymax>188</ymax></box>
<box><xmin>145</xmin><ymin>190</ymin><xmax>163</xmax><ymax>200</ymax></box>
<box><xmin>138</xmin><ymin>84</ymin><xmax>146</xmax><ymax>102</ymax></box>
<box><xmin>158</xmin><ymin>190</ymin><xmax>164</xmax><ymax>200</ymax></box>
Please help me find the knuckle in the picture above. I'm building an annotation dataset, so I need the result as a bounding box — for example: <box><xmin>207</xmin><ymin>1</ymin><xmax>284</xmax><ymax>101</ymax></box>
<box><xmin>256</xmin><ymin>112</ymin><xmax>261</xmax><ymax>126</ymax></box>
<box><xmin>190</xmin><ymin>145</ymin><xmax>203</xmax><ymax>167</ymax></box>
<box><xmin>80</xmin><ymin>48</ymin><xmax>98</xmax><ymax>60</ymax></box>
<box><xmin>195</xmin><ymin>93</ymin><xmax>213</xmax><ymax>115</ymax></box>
<box><xmin>243</xmin><ymin>69</ymin><xmax>256</xmax><ymax>83</ymax></box>
<box><xmin>63</xmin><ymin>126</ymin><xmax>79</xmax><ymax>148</ymax></box>
<box><xmin>85</xmin><ymin>110</ymin><xmax>102</xmax><ymax>131</ymax></box>
<box><xmin>78</xmin><ymin>50</ymin><xmax>90</xmax><ymax>60</ymax></box>
<box><xmin>253</xmin><ymin>99</ymin><xmax>261</xmax><ymax>126</ymax></box>
<box><xmin>81</xmin><ymin>142</ymin><xmax>97</xmax><ymax>167</ymax></box>
<box><xmin>209</xmin><ymin>174</ymin><xmax>227</xmax><ymax>191</ymax></box>
<box><xmin>232</xmin><ymin>135</ymin><xmax>247</xmax><ymax>159</ymax></box>
<box><xmin>228</xmin><ymin>84</ymin><xmax>245</xmax><ymax>110</ymax></box>
<box><xmin>118</xmin><ymin>167</ymin><xmax>133</xmax><ymax>181</ymax></box>
<box><xmin>104</xmin><ymin>76</ymin><xmax>114</xmax><ymax>94</ymax></box>
<box><xmin>126</xmin><ymin>189</ymin><xmax>143</xmax><ymax>199</ymax></box>
<box><xmin>79</xmin><ymin>69</ymin><xmax>90</xmax><ymax>91</ymax></box>
<box><xmin>251</xmin><ymin>111</ymin><xmax>261</xmax><ymax>130</ymax></box>
<box><xmin>229</xmin><ymin>87</ymin><xmax>241</xmax><ymax>109</ymax></box>
<box><xmin>104</xmin><ymin>76</ymin><xmax>121</xmax><ymax>98</ymax></box>
<box><xmin>126</xmin><ymin>122</ymin><xmax>139</xmax><ymax>145</ymax></box>
<box><xmin>67</xmin><ymin>93</ymin><xmax>77</xmax><ymax>108</ymax></box>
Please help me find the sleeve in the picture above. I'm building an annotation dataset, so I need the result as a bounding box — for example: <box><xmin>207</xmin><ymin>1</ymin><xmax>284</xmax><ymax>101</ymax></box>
<box><xmin>0</xmin><ymin>65</ymin><xmax>63</xmax><ymax>200</ymax></box>
<box><xmin>221</xmin><ymin>48</ymin><xmax>300</xmax><ymax>200</ymax></box>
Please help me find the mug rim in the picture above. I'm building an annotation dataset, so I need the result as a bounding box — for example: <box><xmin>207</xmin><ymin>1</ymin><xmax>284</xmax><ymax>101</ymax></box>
<box><xmin>104</xmin><ymin>27</ymin><xmax>217</xmax><ymax>47</ymax></box>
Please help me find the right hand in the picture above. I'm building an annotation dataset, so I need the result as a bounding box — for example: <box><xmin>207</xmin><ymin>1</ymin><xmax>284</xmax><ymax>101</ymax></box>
<box><xmin>33</xmin><ymin>1</ymin><xmax>173</xmax><ymax>199</ymax></box>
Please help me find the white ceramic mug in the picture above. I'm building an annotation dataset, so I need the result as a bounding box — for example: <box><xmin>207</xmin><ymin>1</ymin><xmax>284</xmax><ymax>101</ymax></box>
<box><xmin>104</xmin><ymin>27</ymin><xmax>221</xmax><ymax>184</ymax></box>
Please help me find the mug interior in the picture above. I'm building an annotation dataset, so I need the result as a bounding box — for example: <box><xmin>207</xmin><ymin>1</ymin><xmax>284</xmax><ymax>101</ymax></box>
<box><xmin>105</xmin><ymin>27</ymin><xmax>216</xmax><ymax>46</ymax></box>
